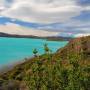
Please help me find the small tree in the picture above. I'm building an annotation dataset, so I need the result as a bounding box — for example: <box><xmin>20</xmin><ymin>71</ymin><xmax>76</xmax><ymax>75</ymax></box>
<box><xmin>33</xmin><ymin>48</ymin><xmax>38</xmax><ymax>57</ymax></box>
<box><xmin>44</xmin><ymin>43</ymin><xmax>50</xmax><ymax>54</ymax></box>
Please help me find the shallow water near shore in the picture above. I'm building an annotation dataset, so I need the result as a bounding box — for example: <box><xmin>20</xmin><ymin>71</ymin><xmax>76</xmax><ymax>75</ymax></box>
<box><xmin>0</xmin><ymin>37</ymin><xmax>68</xmax><ymax>67</ymax></box>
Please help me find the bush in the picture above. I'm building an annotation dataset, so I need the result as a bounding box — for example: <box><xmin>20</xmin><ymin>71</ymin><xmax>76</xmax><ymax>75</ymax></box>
<box><xmin>24</xmin><ymin>44</ymin><xmax>90</xmax><ymax>90</ymax></box>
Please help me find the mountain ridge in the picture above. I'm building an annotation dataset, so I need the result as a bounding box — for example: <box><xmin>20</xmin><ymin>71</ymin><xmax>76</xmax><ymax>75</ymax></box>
<box><xmin>0</xmin><ymin>32</ymin><xmax>72</xmax><ymax>41</ymax></box>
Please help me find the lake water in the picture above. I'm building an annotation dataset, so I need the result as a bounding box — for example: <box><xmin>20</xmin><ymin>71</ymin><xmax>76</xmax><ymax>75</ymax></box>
<box><xmin>0</xmin><ymin>37</ymin><xmax>68</xmax><ymax>67</ymax></box>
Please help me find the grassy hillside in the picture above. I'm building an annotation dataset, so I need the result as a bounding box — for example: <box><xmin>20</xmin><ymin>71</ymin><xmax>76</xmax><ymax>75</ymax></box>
<box><xmin>0</xmin><ymin>36</ymin><xmax>90</xmax><ymax>90</ymax></box>
<box><xmin>56</xmin><ymin>36</ymin><xmax>90</xmax><ymax>60</ymax></box>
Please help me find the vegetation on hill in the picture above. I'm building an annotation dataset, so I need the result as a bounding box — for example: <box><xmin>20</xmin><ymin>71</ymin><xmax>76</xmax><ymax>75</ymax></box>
<box><xmin>0</xmin><ymin>36</ymin><xmax>90</xmax><ymax>90</ymax></box>
<box><xmin>56</xmin><ymin>36</ymin><xmax>90</xmax><ymax>60</ymax></box>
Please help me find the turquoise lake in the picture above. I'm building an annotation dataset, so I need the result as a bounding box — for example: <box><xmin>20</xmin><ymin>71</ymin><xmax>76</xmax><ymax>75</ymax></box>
<box><xmin>0</xmin><ymin>37</ymin><xmax>68</xmax><ymax>67</ymax></box>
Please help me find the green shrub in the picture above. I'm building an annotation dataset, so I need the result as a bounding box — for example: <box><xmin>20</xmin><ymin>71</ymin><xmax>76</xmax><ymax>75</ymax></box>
<box><xmin>24</xmin><ymin>44</ymin><xmax>89</xmax><ymax>90</ymax></box>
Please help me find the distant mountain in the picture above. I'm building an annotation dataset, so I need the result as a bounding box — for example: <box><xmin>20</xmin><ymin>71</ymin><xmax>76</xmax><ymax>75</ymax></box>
<box><xmin>0</xmin><ymin>32</ymin><xmax>40</xmax><ymax>38</ymax></box>
<box><xmin>0</xmin><ymin>32</ymin><xmax>72</xmax><ymax>41</ymax></box>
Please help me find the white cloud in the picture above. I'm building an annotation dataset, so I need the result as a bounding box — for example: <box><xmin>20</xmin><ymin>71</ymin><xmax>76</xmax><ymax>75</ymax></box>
<box><xmin>75</xmin><ymin>33</ymin><xmax>90</xmax><ymax>37</ymax></box>
<box><xmin>0</xmin><ymin>23</ymin><xmax>59</xmax><ymax>37</ymax></box>
<box><xmin>0</xmin><ymin>0</ymin><xmax>83</xmax><ymax>23</ymax></box>
<box><xmin>84</xmin><ymin>6</ymin><xmax>90</xmax><ymax>11</ymax></box>
<box><xmin>0</xmin><ymin>0</ymin><xmax>90</xmax><ymax>37</ymax></box>
<box><xmin>0</xmin><ymin>0</ymin><xmax>6</xmax><ymax>10</ymax></box>
<box><xmin>62</xmin><ymin>20</ymin><xmax>90</xmax><ymax>27</ymax></box>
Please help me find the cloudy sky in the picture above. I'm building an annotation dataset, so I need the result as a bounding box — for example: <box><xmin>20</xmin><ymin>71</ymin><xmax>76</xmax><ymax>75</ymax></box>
<box><xmin>0</xmin><ymin>0</ymin><xmax>90</xmax><ymax>37</ymax></box>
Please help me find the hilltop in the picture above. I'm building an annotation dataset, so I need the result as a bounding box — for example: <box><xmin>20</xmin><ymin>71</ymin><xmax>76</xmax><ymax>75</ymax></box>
<box><xmin>0</xmin><ymin>36</ymin><xmax>90</xmax><ymax>90</ymax></box>
<box><xmin>56</xmin><ymin>36</ymin><xmax>90</xmax><ymax>60</ymax></box>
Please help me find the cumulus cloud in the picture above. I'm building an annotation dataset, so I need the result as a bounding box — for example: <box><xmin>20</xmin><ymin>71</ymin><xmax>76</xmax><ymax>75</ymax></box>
<box><xmin>0</xmin><ymin>23</ymin><xmax>59</xmax><ymax>37</ymax></box>
<box><xmin>75</xmin><ymin>33</ymin><xmax>90</xmax><ymax>37</ymax></box>
<box><xmin>37</xmin><ymin>19</ymin><xmax>90</xmax><ymax>33</ymax></box>
<box><xmin>0</xmin><ymin>0</ymin><xmax>90</xmax><ymax>37</ymax></box>
<box><xmin>0</xmin><ymin>0</ymin><xmax>83</xmax><ymax>23</ymax></box>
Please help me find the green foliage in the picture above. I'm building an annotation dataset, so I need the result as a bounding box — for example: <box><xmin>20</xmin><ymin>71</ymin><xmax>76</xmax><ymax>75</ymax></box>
<box><xmin>24</xmin><ymin>44</ymin><xmax>90</xmax><ymax>90</ymax></box>
<box><xmin>33</xmin><ymin>48</ymin><xmax>38</xmax><ymax>57</ymax></box>
<box><xmin>44</xmin><ymin>43</ymin><xmax>50</xmax><ymax>54</ymax></box>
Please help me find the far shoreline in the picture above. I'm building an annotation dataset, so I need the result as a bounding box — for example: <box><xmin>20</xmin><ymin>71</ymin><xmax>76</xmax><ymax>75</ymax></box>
<box><xmin>0</xmin><ymin>32</ymin><xmax>72</xmax><ymax>41</ymax></box>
